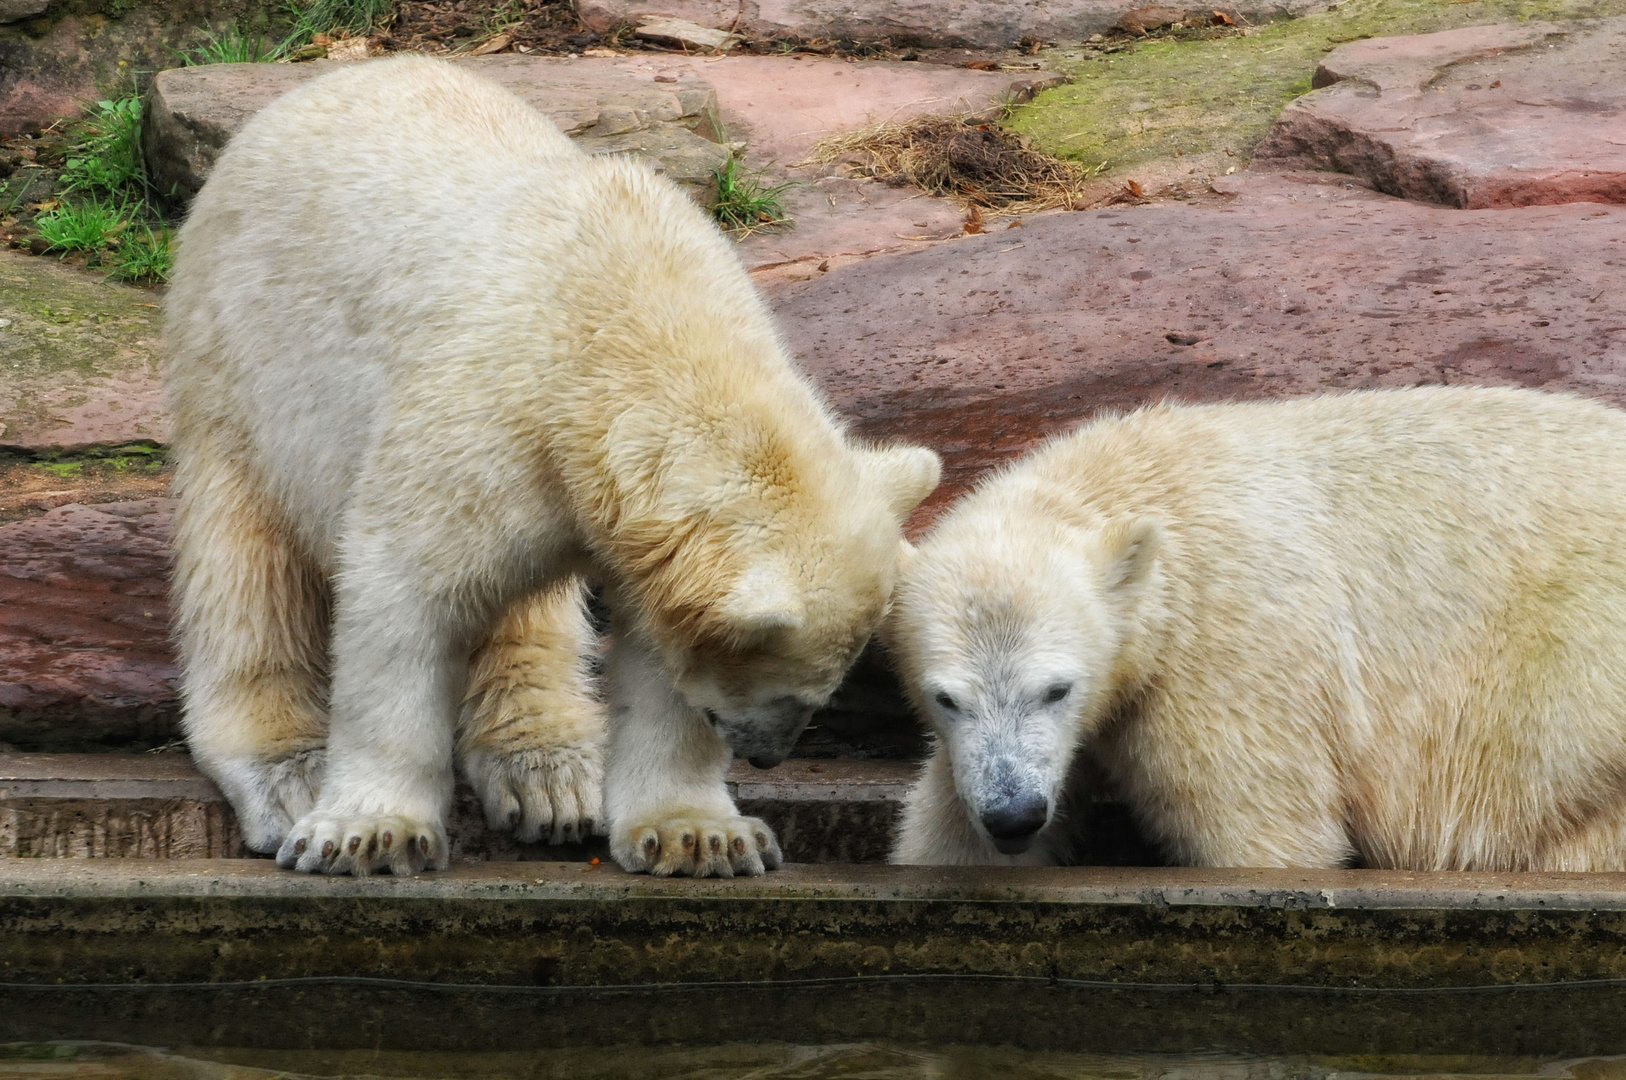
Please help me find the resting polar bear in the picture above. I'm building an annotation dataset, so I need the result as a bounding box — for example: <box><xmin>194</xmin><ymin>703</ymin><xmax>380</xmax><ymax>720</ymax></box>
<box><xmin>166</xmin><ymin>56</ymin><xmax>938</xmax><ymax>877</ymax></box>
<box><xmin>889</xmin><ymin>387</ymin><xmax>1626</xmax><ymax>871</ymax></box>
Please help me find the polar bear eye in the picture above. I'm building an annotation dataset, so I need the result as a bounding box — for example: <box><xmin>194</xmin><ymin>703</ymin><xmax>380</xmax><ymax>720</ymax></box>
<box><xmin>933</xmin><ymin>692</ymin><xmax>959</xmax><ymax>713</ymax></box>
<box><xmin>1043</xmin><ymin>683</ymin><xmax>1072</xmax><ymax>704</ymax></box>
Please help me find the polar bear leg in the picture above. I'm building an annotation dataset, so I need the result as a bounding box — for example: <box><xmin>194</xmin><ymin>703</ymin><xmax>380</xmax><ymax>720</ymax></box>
<box><xmin>276</xmin><ymin>536</ymin><xmax>466</xmax><ymax>876</ymax></box>
<box><xmin>172</xmin><ymin>436</ymin><xmax>330</xmax><ymax>855</ymax></box>
<box><xmin>891</xmin><ymin>746</ymin><xmax>1060</xmax><ymax>866</ymax></box>
<box><xmin>603</xmin><ymin>628</ymin><xmax>781</xmax><ymax>877</ymax></box>
<box><xmin>457</xmin><ymin>576</ymin><xmax>607</xmax><ymax>845</ymax></box>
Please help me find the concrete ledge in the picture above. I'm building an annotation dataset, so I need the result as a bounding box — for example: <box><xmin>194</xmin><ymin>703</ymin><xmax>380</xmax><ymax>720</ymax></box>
<box><xmin>3</xmin><ymin>860</ymin><xmax>1626</xmax><ymax>1055</ymax></box>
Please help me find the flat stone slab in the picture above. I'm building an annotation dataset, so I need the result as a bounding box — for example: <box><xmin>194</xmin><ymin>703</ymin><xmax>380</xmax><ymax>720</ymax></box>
<box><xmin>0</xmin><ymin>250</ymin><xmax>167</xmax><ymax>450</ymax></box>
<box><xmin>1255</xmin><ymin>18</ymin><xmax>1626</xmax><ymax>208</ymax></box>
<box><xmin>143</xmin><ymin>56</ymin><xmax>729</xmax><ymax>207</ymax></box>
<box><xmin>579</xmin><ymin>0</ymin><xmax>1336</xmax><ymax>49</ymax></box>
<box><xmin>0</xmin><ymin>500</ymin><xmax>179</xmax><ymax>753</ymax></box>
<box><xmin>600</xmin><ymin>53</ymin><xmax>1057</xmax><ymax>275</ymax></box>
<box><xmin>765</xmin><ymin>171</ymin><xmax>1626</xmax><ymax>521</ymax></box>
<box><xmin>3</xmin><ymin>859</ymin><xmax>1626</xmax><ymax>1055</ymax></box>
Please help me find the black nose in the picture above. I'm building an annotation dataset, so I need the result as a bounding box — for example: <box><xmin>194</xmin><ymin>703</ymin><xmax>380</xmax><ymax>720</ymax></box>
<box><xmin>748</xmin><ymin>753</ymin><xmax>785</xmax><ymax>769</ymax></box>
<box><xmin>980</xmin><ymin>794</ymin><xmax>1048</xmax><ymax>854</ymax></box>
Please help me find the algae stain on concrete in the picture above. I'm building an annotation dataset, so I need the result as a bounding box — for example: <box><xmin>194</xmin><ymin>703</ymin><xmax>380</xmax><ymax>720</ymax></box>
<box><xmin>0</xmin><ymin>249</ymin><xmax>165</xmax><ymax>447</ymax></box>
<box><xmin>1010</xmin><ymin>0</ymin><xmax>1626</xmax><ymax>173</ymax></box>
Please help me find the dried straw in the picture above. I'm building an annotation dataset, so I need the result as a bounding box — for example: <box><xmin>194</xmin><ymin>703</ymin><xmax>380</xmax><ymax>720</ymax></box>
<box><xmin>802</xmin><ymin>116</ymin><xmax>1093</xmax><ymax>213</ymax></box>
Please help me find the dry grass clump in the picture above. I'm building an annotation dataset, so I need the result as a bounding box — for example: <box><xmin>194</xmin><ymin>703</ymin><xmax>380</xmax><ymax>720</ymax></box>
<box><xmin>803</xmin><ymin>116</ymin><xmax>1093</xmax><ymax>212</ymax></box>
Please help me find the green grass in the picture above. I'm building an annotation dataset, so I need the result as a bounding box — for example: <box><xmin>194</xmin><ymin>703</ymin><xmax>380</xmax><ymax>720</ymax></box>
<box><xmin>60</xmin><ymin>96</ymin><xmax>143</xmax><ymax>196</ymax></box>
<box><xmin>35</xmin><ymin>196</ymin><xmax>128</xmax><ymax>255</ymax></box>
<box><xmin>713</xmin><ymin>154</ymin><xmax>794</xmax><ymax>235</ymax></box>
<box><xmin>183</xmin><ymin>24</ymin><xmax>293</xmax><ymax>64</ymax></box>
<box><xmin>286</xmin><ymin>0</ymin><xmax>396</xmax><ymax>43</ymax></box>
<box><xmin>109</xmin><ymin>223</ymin><xmax>174</xmax><ymax>284</ymax></box>
<box><xmin>1008</xmin><ymin>0</ymin><xmax>1626</xmax><ymax>173</ymax></box>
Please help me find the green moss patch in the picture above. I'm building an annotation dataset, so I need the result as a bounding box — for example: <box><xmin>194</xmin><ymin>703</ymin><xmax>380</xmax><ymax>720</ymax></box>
<box><xmin>1010</xmin><ymin>0</ymin><xmax>1626</xmax><ymax>173</ymax></box>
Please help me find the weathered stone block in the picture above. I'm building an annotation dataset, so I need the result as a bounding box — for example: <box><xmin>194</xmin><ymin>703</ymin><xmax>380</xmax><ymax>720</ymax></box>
<box><xmin>142</xmin><ymin>56</ymin><xmax>728</xmax><ymax>208</ymax></box>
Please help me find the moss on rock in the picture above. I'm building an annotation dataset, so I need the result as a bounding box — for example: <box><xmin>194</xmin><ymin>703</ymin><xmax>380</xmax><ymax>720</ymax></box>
<box><xmin>1010</xmin><ymin>0</ymin><xmax>1626</xmax><ymax>174</ymax></box>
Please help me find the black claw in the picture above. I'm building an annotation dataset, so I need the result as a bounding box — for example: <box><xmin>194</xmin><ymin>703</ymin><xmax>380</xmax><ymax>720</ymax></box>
<box><xmin>321</xmin><ymin>840</ymin><xmax>336</xmax><ymax>859</ymax></box>
<box><xmin>293</xmin><ymin>838</ymin><xmax>307</xmax><ymax>856</ymax></box>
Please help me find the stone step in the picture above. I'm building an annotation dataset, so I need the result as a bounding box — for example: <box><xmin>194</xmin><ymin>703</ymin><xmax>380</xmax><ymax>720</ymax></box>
<box><xmin>0</xmin><ymin>753</ymin><xmax>915</xmax><ymax>863</ymax></box>
<box><xmin>1255</xmin><ymin>17</ymin><xmax>1626</xmax><ymax>208</ymax></box>
<box><xmin>3</xmin><ymin>858</ymin><xmax>1626</xmax><ymax>1055</ymax></box>
<box><xmin>0</xmin><ymin>752</ymin><xmax>1163</xmax><ymax>864</ymax></box>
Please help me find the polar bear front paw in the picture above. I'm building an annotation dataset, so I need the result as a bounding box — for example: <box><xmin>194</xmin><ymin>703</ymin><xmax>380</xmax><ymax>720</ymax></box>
<box><xmin>275</xmin><ymin>812</ymin><xmax>449</xmax><ymax>876</ymax></box>
<box><xmin>612</xmin><ymin>811</ymin><xmax>783</xmax><ymax>877</ymax></box>
<box><xmin>207</xmin><ymin>748</ymin><xmax>326</xmax><ymax>855</ymax></box>
<box><xmin>461</xmin><ymin>744</ymin><xmax>605</xmax><ymax>845</ymax></box>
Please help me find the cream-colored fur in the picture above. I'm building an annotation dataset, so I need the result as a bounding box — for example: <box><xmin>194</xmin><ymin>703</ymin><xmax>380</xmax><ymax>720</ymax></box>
<box><xmin>888</xmin><ymin>387</ymin><xmax>1626</xmax><ymax>871</ymax></box>
<box><xmin>166</xmin><ymin>56</ymin><xmax>939</xmax><ymax>877</ymax></box>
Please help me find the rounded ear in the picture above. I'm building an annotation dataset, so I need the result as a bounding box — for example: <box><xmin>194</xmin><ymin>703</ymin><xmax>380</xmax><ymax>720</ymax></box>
<box><xmin>717</xmin><ymin>555</ymin><xmax>806</xmax><ymax>635</ymax></box>
<box><xmin>1101</xmin><ymin>517</ymin><xmax>1161</xmax><ymax>593</ymax></box>
<box><xmin>863</xmin><ymin>444</ymin><xmax>942</xmax><ymax>523</ymax></box>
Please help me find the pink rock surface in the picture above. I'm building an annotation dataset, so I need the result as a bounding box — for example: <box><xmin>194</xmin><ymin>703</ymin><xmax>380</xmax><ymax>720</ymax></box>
<box><xmin>579</xmin><ymin>0</ymin><xmax>1333</xmax><ymax>48</ymax></box>
<box><xmin>765</xmin><ymin>170</ymin><xmax>1626</xmax><ymax>524</ymax></box>
<box><xmin>1256</xmin><ymin>18</ymin><xmax>1626</xmax><ymax>208</ymax></box>
<box><xmin>0</xmin><ymin>499</ymin><xmax>179</xmax><ymax>750</ymax></box>
<box><xmin>606</xmin><ymin>53</ymin><xmax>1052</xmax><ymax>275</ymax></box>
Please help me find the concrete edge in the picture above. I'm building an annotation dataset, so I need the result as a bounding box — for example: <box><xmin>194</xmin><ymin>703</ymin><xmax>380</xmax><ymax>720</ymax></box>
<box><xmin>5</xmin><ymin>857</ymin><xmax>1626</xmax><ymax>910</ymax></box>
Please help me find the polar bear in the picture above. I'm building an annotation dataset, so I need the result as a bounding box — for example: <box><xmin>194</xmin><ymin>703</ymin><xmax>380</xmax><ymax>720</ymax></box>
<box><xmin>888</xmin><ymin>387</ymin><xmax>1626</xmax><ymax>871</ymax></box>
<box><xmin>166</xmin><ymin>56</ymin><xmax>939</xmax><ymax>877</ymax></box>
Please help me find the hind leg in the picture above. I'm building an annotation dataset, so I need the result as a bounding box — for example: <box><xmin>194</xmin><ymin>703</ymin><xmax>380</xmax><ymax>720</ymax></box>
<box><xmin>457</xmin><ymin>576</ymin><xmax>607</xmax><ymax>845</ymax></box>
<box><xmin>172</xmin><ymin>435</ymin><xmax>330</xmax><ymax>854</ymax></box>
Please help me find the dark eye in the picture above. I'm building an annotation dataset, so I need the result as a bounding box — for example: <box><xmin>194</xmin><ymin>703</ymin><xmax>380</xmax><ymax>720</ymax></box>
<box><xmin>1043</xmin><ymin>683</ymin><xmax>1071</xmax><ymax>704</ymax></box>
<box><xmin>934</xmin><ymin>692</ymin><xmax>958</xmax><ymax>712</ymax></box>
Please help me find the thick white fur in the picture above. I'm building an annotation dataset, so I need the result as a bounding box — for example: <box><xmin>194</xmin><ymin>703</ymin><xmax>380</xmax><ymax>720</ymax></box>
<box><xmin>889</xmin><ymin>387</ymin><xmax>1626</xmax><ymax>871</ymax></box>
<box><xmin>167</xmin><ymin>56</ymin><xmax>939</xmax><ymax>877</ymax></box>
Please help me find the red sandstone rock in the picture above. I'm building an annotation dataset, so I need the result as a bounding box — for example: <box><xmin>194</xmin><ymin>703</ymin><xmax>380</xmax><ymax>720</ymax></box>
<box><xmin>765</xmin><ymin>170</ymin><xmax>1626</xmax><ymax>524</ymax></box>
<box><xmin>616</xmin><ymin>54</ymin><xmax>1052</xmax><ymax>276</ymax></box>
<box><xmin>1255</xmin><ymin>18</ymin><xmax>1626</xmax><ymax>208</ymax></box>
<box><xmin>577</xmin><ymin>0</ymin><xmax>1333</xmax><ymax>49</ymax></box>
<box><xmin>0</xmin><ymin>499</ymin><xmax>179</xmax><ymax>750</ymax></box>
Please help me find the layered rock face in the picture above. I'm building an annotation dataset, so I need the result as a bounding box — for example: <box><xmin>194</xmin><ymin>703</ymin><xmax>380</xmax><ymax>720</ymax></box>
<box><xmin>1256</xmin><ymin>17</ymin><xmax>1626</xmax><ymax>208</ymax></box>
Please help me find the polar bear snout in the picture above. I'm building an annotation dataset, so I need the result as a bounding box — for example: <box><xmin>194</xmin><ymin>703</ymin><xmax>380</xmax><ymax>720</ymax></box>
<box><xmin>708</xmin><ymin>696</ymin><xmax>817</xmax><ymax>769</ymax></box>
<box><xmin>961</xmin><ymin>747</ymin><xmax>1054</xmax><ymax>854</ymax></box>
<box><xmin>980</xmin><ymin>790</ymin><xmax>1050</xmax><ymax>854</ymax></box>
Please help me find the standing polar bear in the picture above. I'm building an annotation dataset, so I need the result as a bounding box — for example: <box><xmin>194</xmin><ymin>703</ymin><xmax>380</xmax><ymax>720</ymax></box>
<box><xmin>889</xmin><ymin>387</ymin><xmax>1626</xmax><ymax>871</ymax></box>
<box><xmin>166</xmin><ymin>56</ymin><xmax>939</xmax><ymax>877</ymax></box>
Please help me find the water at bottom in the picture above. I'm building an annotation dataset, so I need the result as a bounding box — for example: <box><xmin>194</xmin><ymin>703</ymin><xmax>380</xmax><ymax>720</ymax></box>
<box><xmin>4</xmin><ymin>1043</ymin><xmax>1626</xmax><ymax>1080</ymax></box>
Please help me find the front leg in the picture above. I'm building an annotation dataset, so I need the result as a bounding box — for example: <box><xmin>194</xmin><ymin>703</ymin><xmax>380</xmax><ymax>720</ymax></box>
<box><xmin>276</xmin><ymin>568</ymin><xmax>461</xmax><ymax>876</ymax></box>
<box><xmin>604</xmin><ymin>629</ymin><xmax>781</xmax><ymax>877</ymax></box>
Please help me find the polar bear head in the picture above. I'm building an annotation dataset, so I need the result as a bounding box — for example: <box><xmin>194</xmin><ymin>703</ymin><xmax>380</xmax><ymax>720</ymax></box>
<box><xmin>887</xmin><ymin>488</ymin><xmax>1162</xmax><ymax>854</ymax></box>
<box><xmin>615</xmin><ymin>434</ymin><xmax>942</xmax><ymax>769</ymax></box>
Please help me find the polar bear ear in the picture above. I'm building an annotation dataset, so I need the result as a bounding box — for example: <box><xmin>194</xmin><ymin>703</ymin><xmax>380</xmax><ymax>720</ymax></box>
<box><xmin>718</xmin><ymin>556</ymin><xmax>806</xmax><ymax>635</ymax></box>
<box><xmin>862</xmin><ymin>445</ymin><xmax>942</xmax><ymax>523</ymax></box>
<box><xmin>1101</xmin><ymin>517</ymin><xmax>1161</xmax><ymax>593</ymax></box>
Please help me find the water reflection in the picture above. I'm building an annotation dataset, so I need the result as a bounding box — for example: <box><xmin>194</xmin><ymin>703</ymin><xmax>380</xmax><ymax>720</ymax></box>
<box><xmin>5</xmin><ymin>1043</ymin><xmax>1626</xmax><ymax>1080</ymax></box>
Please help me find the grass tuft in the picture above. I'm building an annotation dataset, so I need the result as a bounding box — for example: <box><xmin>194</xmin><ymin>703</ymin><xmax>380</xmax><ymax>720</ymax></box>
<box><xmin>35</xmin><ymin>196</ymin><xmax>128</xmax><ymax>255</ymax></box>
<box><xmin>286</xmin><ymin>0</ymin><xmax>396</xmax><ymax>42</ymax></box>
<box><xmin>184</xmin><ymin>24</ymin><xmax>292</xmax><ymax>64</ymax></box>
<box><xmin>713</xmin><ymin>154</ymin><xmax>794</xmax><ymax>236</ymax></box>
<box><xmin>109</xmin><ymin>223</ymin><xmax>175</xmax><ymax>284</ymax></box>
<box><xmin>60</xmin><ymin>96</ymin><xmax>143</xmax><ymax>196</ymax></box>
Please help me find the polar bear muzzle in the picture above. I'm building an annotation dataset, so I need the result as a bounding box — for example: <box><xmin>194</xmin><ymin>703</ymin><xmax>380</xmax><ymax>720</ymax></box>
<box><xmin>706</xmin><ymin>697</ymin><xmax>817</xmax><ymax>768</ymax></box>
